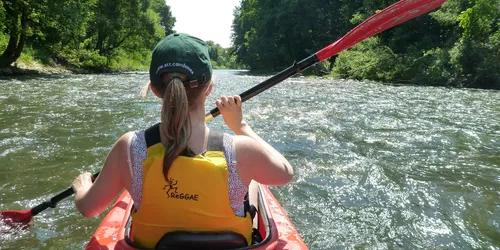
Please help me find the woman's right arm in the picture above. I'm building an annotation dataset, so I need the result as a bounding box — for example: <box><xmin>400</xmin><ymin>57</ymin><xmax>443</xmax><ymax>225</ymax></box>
<box><xmin>216</xmin><ymin>95</ymin><xmax>294</xmax><ymax>186</ymax></box>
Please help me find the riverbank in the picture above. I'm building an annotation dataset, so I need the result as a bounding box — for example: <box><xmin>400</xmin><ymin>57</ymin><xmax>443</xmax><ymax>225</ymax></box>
<box><xmin>0</xmin><ymin>61</ymin><xmax>149</xmax><ymax>77</ymax></box>
<box><xmin>3</xmin><ymin>62</ymin><xmax>498</xmax><ymax>91</ymax></box>
<box><xmin>0</xmin><ymin>61</ymin><xmax>242</xmax><ymax>77</ymax></box>
<box><xmin>0</xmin><ymin>61</ymin><xmax>72</xmax><ymax>76</ymax></box>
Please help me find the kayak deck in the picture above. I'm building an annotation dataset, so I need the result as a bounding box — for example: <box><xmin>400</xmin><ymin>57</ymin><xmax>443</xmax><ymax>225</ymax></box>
<box><xmin>86</xmin><ymin>184</ymin><xmax>307</xmax><ymax>249</ymax></box>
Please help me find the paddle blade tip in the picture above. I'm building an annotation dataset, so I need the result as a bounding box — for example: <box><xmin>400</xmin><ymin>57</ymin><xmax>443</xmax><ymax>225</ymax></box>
<box><xmin>0</xmin><ymin>210</ymin><xmax>33</xmax><ymax>225</ymax></box>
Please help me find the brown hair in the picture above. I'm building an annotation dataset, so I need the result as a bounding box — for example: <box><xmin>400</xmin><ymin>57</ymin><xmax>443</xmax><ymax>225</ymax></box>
<box><xmin>154</xmin><ymin>73</ymin><xmax>209</xmax><ymax>180</ymax></box>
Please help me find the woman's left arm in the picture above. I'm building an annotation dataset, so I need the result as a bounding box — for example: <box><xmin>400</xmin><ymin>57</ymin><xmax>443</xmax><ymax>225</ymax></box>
<box><xmin>72</xmin><ymin>132</ymin><xmax>133</xmax><ymax>217</ymax></box>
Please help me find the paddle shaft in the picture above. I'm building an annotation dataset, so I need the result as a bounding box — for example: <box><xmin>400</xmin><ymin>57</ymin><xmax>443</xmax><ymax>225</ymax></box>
<box><xmin>204</xmin><ymin>55</ymin><xmax>318</xmax><ymax>122</ymax></box>
<box><xmin>31</xmin><ymin>172</ymin><xmax>100</xmax><ymax>216</ymax></box>
<box><xmin>205</xmin><ymin>54</ymin><xmax>319</xmax><ymax>122</ymax></box>
<box><xmin>205</xmin><ymin>0</ymin><xmax>447</xmax><ymax>122</ymax></box>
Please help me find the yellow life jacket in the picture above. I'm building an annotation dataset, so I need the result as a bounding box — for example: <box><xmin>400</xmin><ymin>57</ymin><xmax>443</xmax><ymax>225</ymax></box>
<box><xmin>131</xmin><ymin>124</ymin><xmax>253</xmax><ymax>248</ymax></box>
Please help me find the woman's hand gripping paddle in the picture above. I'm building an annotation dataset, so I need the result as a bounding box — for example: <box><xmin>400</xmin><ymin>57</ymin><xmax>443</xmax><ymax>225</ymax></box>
<box><xmin>0</xmin><ymin>172</ymin><xmax>99</xmax><ymax>226</ymax></box>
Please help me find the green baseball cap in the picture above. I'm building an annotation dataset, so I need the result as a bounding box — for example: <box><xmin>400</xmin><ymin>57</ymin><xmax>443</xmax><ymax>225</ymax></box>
<box><xmin>149</xmin><ymin>33</ymin><xmax>212</xmax><ymax>87</ymax></box>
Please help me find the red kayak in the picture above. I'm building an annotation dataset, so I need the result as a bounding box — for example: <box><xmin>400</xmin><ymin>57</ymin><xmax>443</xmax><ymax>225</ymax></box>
<box><xmin>86</xmin><ymin>184</ymin><xmax>308</xmax><ymax>249</ymax></box>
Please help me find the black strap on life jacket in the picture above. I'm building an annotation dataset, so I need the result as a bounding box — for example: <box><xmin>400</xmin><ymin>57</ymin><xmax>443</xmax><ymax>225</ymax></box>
<box><xmin>206</xmin><ymin>129</ymin><xmax>256</xmax><ymax>220</ymax></box>
<box><xmin>206</xmin><ymin>129</ymin><xmax>224</xmax><ymax>151</ymax></box>
<box><xmin>145</xmin><ymin>123</ymin><xmax>194</xmax><ymax>156</ymax></box>
<box><xmin>145</xmin><ymin>123</ymin><xmax>224</xmax><ymax>156</ymax></box>
<box><xmin>144</xmin><ymin>123</ymin><xmax>161</xmax><ymax>148</ymax></box>
<box><xmin>244</xmin><ymin>193</ymin><xmax>257</xmax><ymax>220</ymax></box>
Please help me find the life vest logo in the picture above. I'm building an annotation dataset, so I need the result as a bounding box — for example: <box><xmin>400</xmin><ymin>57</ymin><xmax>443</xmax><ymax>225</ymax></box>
<box><xmin>163</xmin><ymin>178</ymin><xmax>199</xmax><ymax>201</ymax></box>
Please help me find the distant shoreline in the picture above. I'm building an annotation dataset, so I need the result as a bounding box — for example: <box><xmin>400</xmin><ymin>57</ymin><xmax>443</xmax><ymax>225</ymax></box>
<box><xmin>0</xmin><ymin>62</ymin><xmax>251</xmax><ymax>78</ymax></box>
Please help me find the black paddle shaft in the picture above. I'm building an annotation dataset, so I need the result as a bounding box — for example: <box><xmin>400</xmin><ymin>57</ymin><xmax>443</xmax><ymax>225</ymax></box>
<box><xmin>205</xmin><ymin>54</ymin><xmax>319</xmax><ymax>120</ymax></box>
<box><xmin>31</xmin><ymin>172</ymin><xmax>100</xmax><ymax>216</ymax></box>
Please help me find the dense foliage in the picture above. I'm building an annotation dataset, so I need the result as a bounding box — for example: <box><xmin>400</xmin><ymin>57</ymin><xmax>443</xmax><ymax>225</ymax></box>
<box><xmin>0</xmin><ymin>0</ymin><xmax>175</xmax><ymax>71</ymax></box>
<box><xmin>1</xmin><ymin>0</ymin><xmax>497</xmax><ymax>88</ymax></box>
<box><xmin>232</xmin><ymin>0</ymin><xmax>500</xmax><ymax>89</ymax></box>
<box><xmin>206</xmin><ymin>40</ymin><xmax>243</xmax><ymax>69</ymax></box>
<box><xmin>0</xmin><ymin>0</ymin><xmax>241</xmax><ymax>71</ymax></box>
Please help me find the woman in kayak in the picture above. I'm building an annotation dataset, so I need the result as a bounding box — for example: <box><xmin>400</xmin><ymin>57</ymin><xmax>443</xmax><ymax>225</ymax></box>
<box><xmin>71</xmin><ymin>33</ymin><xmax>294</xmax><ymax>247</ymax></box>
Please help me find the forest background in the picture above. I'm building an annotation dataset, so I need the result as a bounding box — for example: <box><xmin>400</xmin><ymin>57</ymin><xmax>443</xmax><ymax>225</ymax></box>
<box><xmin>0</xmin><ymin>0</ymin><xmax>498</xmax><ymax>89</ymax></box>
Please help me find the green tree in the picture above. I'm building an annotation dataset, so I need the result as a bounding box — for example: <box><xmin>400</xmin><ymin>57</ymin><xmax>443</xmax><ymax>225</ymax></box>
<box><xmin>206</xmin><ymin>40</ymin><xmax>243</xmax><ymax>69</ymax></box>
<box><xmin>231</xmin><ymin>0</ymin><xmax>499</xmax><ymax>89</ymax></box>
<box><xmin>154</xmin><ymin>0</ymin><xmax>176</xmax><ymax>36</ymax></box>
<box><xmin>0</xmin><ymin>0</ymin><xmax>175</xmax><ymax>70</ymax></box>
<box><xmin>231</xmin><ymin>0</ymin><xmax>260</xmax><ymax>69</ymax></box>
<box><xmin>90</xmin><ymin>0</ymin><xmax>162</xmax><ymax>56</ymax></box>
<box><xmin>451</xmin><ymin>0</ymin><xmax>500</xmax><ymax>88</ymax></box>
<box><xmin>33</xmin><ymin>0</ymin><xmax>98</xmax><ymax>66</ymax></box>
<box><xmin>206</xmin><ymin>40</ymin><xmax>222</xmax><ymax>62</ymax></box>
<box><xmin>0</xmin><ymin>0</ymin><xmax>29</xmax><ymax>67</ymax></box>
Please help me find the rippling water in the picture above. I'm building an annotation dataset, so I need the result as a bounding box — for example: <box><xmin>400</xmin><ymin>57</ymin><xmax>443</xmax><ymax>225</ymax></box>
<box><xmin>0</xmin><ymin>70</ymin><xmax>499</xmax><ymax>249</ymax></box>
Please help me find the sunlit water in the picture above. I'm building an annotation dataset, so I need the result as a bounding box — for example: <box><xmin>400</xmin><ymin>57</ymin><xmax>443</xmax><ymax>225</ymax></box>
<box><xmin>0</xmin><ymin>70</ymin><xmax>499</xmax><ymax>249</ymax></box>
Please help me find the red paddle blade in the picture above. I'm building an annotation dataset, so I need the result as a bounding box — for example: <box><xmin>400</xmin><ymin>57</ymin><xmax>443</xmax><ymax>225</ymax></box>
<box><xmin>0</xmin><ymin>210</ymin><xmax>33</xmax><ymax>224</ymax></box>
<box><xmin>316</xmin><ymin>0</ymin><xmax>447</xmax><ymax>61</ymax></box>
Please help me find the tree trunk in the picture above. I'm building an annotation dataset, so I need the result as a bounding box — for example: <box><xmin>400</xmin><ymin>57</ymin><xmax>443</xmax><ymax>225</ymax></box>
<box><xmin>96</xmin><ymin>31</ymin><xmax>105</xmax><ymax>55</ymax></box>
<box><xmin>99</xmin><ymin>31</ymin><xmax>134</xmax><ymax>55</ymax></box>
<box><xmin>14</xmin><ymin>8</ymin><xmax>29</xmax><ymax>60</ymax></box>
<box><xmin>0</xmin><ymin>6</ymin><xmax>28</xmax><ymax>68</ymax></box>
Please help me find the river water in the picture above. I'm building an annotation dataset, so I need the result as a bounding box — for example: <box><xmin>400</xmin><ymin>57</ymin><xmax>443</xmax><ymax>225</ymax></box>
<box><xmin>0</xmin><ymin>70</ymin><xmax>499</xmax><ymax>249</ymax></box>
